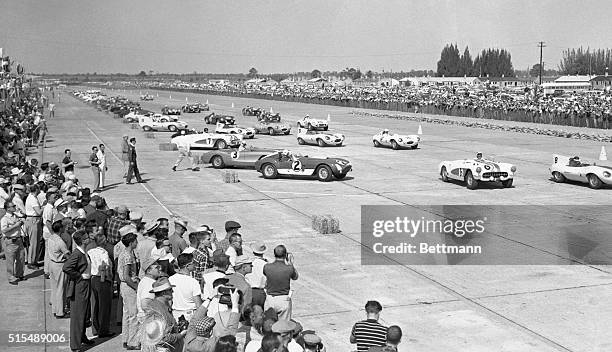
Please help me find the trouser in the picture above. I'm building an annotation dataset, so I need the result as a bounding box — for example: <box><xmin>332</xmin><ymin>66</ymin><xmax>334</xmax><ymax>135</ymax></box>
<box><xmin>264</xmin><ymin>294</ymin><xmax>292</xmax><ymax>320</ymax></box>
<box><xmin>126</xmin><ymin>161</ymin><xmax>142</xmax><ymax>183</ymax></box>
<box><xmin>4</xmin><ymin>238</ymin><xmax>25</xmax><ymax>282</ymax></box>
<box><xmin>99</xmin><ymin>167</ymin><xmax>106</xmax><ymax>188</ymax></box>
<box><xmin>251</xmin><ymin>288</ymin><xmax>266</xmax><ymax>308</ymax></box>
<box><xmin>43</xmin><ymin>231</ymin><xmax>51</xmax><ymax>274</ymax></box>
<box><xmin>174</xmin><ymin>149</ymin><xmax>194</xmax><ymax>169</ymax></box>
<box><xmin>24</xmin><ymin>217</ymin><xmax>43</xmax><ymax>265</ymax></box>
<box><xmin>120</xmin><ymin>282</ymin><xmax>140</xmax><ymax>347</ymax></box>
<box><xmin>91</xmin><ymin>166</ymin><xmax>100</xmax><ymax>190</ymax></box>
<box><xmin>70</xmin><ymin>279</ymin><xmax>91</xmax><ymax>350</ymax></box>
<box><xmin>49</xmin><ymin>260</ymin><xmax>66</xmax><ymax>316</ymax></box>
<box><xmin>91</xmin><ymin>276</ymin><xmax>112</xmax><ymax>336</ymax></box>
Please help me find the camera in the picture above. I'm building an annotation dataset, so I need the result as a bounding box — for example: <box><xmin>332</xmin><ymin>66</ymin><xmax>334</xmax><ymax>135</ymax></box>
<box><xmin>177</xmin><ymin>315</ymin><xmax>189</xmax><ymax>332</ymax></box>
<box><xmin>218</xmin><ymin>285</ymin><xmax>237</xmax><ymax>306</ymax></box>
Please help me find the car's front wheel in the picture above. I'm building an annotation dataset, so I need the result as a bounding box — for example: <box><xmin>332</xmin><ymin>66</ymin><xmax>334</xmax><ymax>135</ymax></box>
<box><xmin>411</xmin><ymin>144</ymin><xmax>418</xmax><ymax>149</ymax></box>
<box><xmin>440</xmin><ymin>166</ymin><xmax>449</xmax><ymax>182</ymax></box>
<box><xmin>215</xmin><ymin>140</ymin><xmax>227</xmax><ymax>149</ymax></box>
<box><xmin>297</xmin><ymin>138</ymin><xmax>305</xmax><ymax>145</ymax></box>
<box><xmin>465</xmin><ymin>171</ymin><xmax>478</xmax><ymax>190</ymax></box>
<box><xmin>391</xmin><ymin>140</ymin><xmax>399</xmax><ymax>150</ymax></box>
<box><xmin>317</xmin><ymin>139</ymin><xmax>326</xmax><ymax>147</ymax></box>
<box><xmin>268</xmin><ymin>128</ymin><xmax>275</xmax><ymax>136</ymax></box>
<box><xmin>588</xmin><ymin>174</ymin><xmax>603</xmax><ymax>189</ymax></box>
<box><xmin>143</xmin><ymin>126</ymin><xmax>152</xmax><ymax>132</ymax></box>
<box><xmin>552</xmin><ymin>171</ymin><xmax>566</xmax><ymax>183</ymax></box>
<box><xmin>262</xmin><ymin>163</ymin><xmax>278</xmax><ymax>179</ymax></box>
<box><xmin>502</xmin><ymin>179</ymin><xmax>513</xmax><ymax>188</ymax></box>
<box><xmin>168</xmin><ymin>125</ymin><xmax>177</xmax><ymax>132</ymax></box>
<box><xmin>373</xmin><ymin>140</ymin><xmax>381</xmax><ymax>147</ymax></box>
<box><xmin>316</xmin><ymin>165</ymin><xmax>333</xmax><ymax>182</ymax></box>
<box><xmin>211</xmin><ymin>155</ymin><xmax>225</xmax><ymax>169</ymax></box>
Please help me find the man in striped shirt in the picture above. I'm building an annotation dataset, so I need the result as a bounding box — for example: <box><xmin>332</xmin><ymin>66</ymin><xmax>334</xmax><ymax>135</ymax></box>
<box><xmin>350</xmin><ymin>300</ymin><xmax>387</xmax><ymax>352</ymax></box>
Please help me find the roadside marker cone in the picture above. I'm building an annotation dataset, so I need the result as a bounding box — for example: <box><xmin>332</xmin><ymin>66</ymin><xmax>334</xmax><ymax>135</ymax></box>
<box><xmin>327</xmin><ymin>114</ymin><xmax>331</xmax><ymax>122</ymax></box>
<box><xmin>156</xmin><ymin>92</ymin><xmax>159</xmax><ymax>97</ymax></box>
<box><xmin>206</xmin><ymin>99</ymin><xmax>209</xmax><ymax>104</ymax></box>
<box><xmin>418</xmin><ymin>124</ymin><xmax>423</xmax><ymax>135</ymax></box>
<box><xmin>139</xmin><ymin>91</ymin><xmax>142</xmax><ymax>95</ymax></box>
<box><xmin>186</xmin><ymin>97</ymin><xmax>188</xmax><ymax>102</ymax></box>
<box><xmin>270</xmin><ymin>107</ymin><xmax>274</xmax><ymax>114</ymax></box>
<box><xmin>169</xmin><ymin>95</ymin><xmax>172</xmax><ymax>100</ymax></box>
<box><xmin>231</xmin><ymin>102</ymin><xmax>235</xmax><ymax>108</ymax></box>
<box><xmin>600</xmin><ymin>146</ymin><xmax>607</xmax><ymax>161</ymax></box>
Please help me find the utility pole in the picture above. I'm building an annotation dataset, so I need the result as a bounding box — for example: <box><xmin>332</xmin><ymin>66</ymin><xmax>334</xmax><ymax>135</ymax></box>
<box><xmin>538</xmin><ymin>41</ymin><xmax>546</xmax><ymax>85</ymax></box>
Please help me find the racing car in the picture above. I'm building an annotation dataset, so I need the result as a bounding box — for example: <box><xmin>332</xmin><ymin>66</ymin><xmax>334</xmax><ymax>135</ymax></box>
<box><xmin>201</xmin><ymin>145</ymin><xmax>278</xmax><ymax>169</ymax></box>
<box><xmin>257</xmin><ymin>112</ymin><xmax>281</xmax><ymax>122</ymax></box>
<box><xmin>161</xmin><ymin>106</ymin><xmax>181</xmax><ymax>115</ymax></box>
<box><xmin>252</xmin><ymin>121</ymin><xmax>291</xmax><ymax>135</ymax></box>
<box><xmin>549</xmin><ymin>154</ymin><xmax>612</xmax><ymax>189</ymax></box>
<box><xmin>242</xmin><ymin>106</ymin><xmax>264</xmax><ymax>116</ymax></box>
<box><xmin>372</xmin><ymin>130</ymin><xmax>419</xmax><ymax>150</ymax></box>
<box><xmin>171</xmin><ymin>132</ymin><xmax>242</xmax><ymax>150</ymax></box>
<box><xmin>253</xmin><ymin>150</ymin><xmax>351</xmax><ymax>182</ymax></box>
<box><xmin>439</xmin><ymin>153</ymin><xmax>517</xmax><ymax>189</ymax></box>
<box><xmin>203</xmin><ymin>113</ymin><xmax>235</xmax><ymax>125</ymax></box>
<box><xmin>215</xmin><ymin>122</ymin><xmax>255</xmax><ymax>139</ymax></box>
<box><xmin>181</xmin><ymin>103</ymin><xmax>209</xmax><ymax>113</ymax></box>
<box><xmin>140</xmin><ymin>94</ymin><xmax>154</xmax><ymax>101</ymax></box>
<box><xmin>297</xmin><ymin>128</ymin><xmax>345</xmax><ymax>147</ymax></box>
<box><xmin>296</xmin><ymin>115</ymin><xmax>328</xmax><ymax>130</ymax></box>
<box><xmin>139</xmin><ymin>116</ymin><xmax>188</xmax><ymax>132</ymax></box>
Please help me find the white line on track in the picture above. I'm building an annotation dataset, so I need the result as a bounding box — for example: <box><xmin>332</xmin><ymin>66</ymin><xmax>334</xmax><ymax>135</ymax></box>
<box><xmin>258</xmin><ymin>190</ymin><xmax>341</xmax><ymax>196</ymax></box>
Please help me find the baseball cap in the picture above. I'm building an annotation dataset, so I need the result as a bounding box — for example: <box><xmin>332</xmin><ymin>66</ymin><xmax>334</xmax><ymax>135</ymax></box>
<box><xmin>303</xmin><ymin>333</ymin><xmax>322</xmax><ymax>346</ymax></box>
<box><xmin>271</xmin><ymin>320</ymin><xmax>297</xmax><ymax>334</ymax></box>
<box><xmin>130</xmin><ymin>211</ymin><xmax>143</xmax><ymax>222</ymax></box>
<box><xmin>234</xmin><ymin>255</ymin><xmax>253</xmax><ymax>268</ymax></box>
<box><xmin>224</xmin><ymin>220</ymin><xmax>241</xmax><ymax>231</ymax></box>
<box><xmin>119</xmin><ymin>225</ymin><xmax>137</xmax><ymax>237</ymax></box>
<box><xmin>174</xmin><ymin>218</ymin><xmax>188</xmax><ymax>230</ymax></box>
<box><xmin>193</xmin><ymin>316</ymin><xmax>216</xmax><ymax>337</ymax></box>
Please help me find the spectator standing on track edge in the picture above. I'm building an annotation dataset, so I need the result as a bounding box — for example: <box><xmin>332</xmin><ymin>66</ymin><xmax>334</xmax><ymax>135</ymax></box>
<box><xmin>350</xmin><ymin>300</ymin><xmax>387</xmax><ymax>352</ymax></box>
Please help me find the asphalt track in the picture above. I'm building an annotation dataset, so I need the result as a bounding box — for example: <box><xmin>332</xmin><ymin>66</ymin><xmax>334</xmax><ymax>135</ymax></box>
<box><xmin>2</xmin><ymin>87</ymin><xmax>612</xmax><ymax>352</ymax></box>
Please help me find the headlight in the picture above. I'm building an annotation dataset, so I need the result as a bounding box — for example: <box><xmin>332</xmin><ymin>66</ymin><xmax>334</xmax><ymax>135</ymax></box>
<box><xmin>604</xmin><ymin>171</ymin><xmax>611</xmax><ymax>178</ymax></box>
<box><xmin>398</xmin><ymin>138</ymin><xmax>403</xmax><ymax>142</ymax></box>
<box><xmin>325</xmin><ymin>136</ymin><xmax>330</xmax><ymax>140</ymax></box>
<box><xmin>511</xmin><ymin>166</ymin><xmax>517</xmax><ymax>172</ymax></box>
<box><xmin>476</xmin><ymin>167</ymin><xmax>482</xmax><ymax>173</ymax></box>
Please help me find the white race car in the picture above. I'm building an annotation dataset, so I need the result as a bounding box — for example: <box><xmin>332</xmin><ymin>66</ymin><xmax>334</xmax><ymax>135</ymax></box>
<box><xmin>439</xmin><ymin>154</ymin><xmax>517</xmax><ymax>189</ymax></box>
<box><xmin>139</xmin><ymin>116</ymin><xmax>188</xmax><ymax>132</ymax></box>
<box><xmin>296</xmin><ymin>128</ymin><xmax>345</xmax><ymax>147</ymax></box>
<box><xmin>296</xmin><ymin>116</ymin><xmax>328</xmax><ymax>130</ymax></box>
<box><xmin>171</xmin><ymin>132</ymin><xmax>243</xmax><ymax>150</ymax></box>
<box><xmin>152</xmin><ymin>113</ymin><xmax>179</xmax><ymax>122</ymax></box>
<box><xmin>549</xmin><ymin>154</ymin><xmax>612</xmax><ymax>189</ymax></box>
<box><xmin>215</xmin><ymin>122</ymin><xmax>255</xmax><ymax>139</ymax></box>
<box><xmin>372</xmin><ymin>130</ymin><xmax>419</xmax><ymax>150</ymax></box>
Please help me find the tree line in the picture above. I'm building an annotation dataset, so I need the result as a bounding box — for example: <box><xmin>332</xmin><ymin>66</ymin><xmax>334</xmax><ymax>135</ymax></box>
<box><xmin>559</xmin><ymin>47</ymin><xmax>612</xmax><ymax>75</ymax></box>
<box><xmin>437</xmin><ymin>44</ymin><xmax>515</xmax><ymax>77</ymax></box>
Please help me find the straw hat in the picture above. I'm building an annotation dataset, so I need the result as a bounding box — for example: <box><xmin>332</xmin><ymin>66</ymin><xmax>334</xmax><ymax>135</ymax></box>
<box><xmin>141</xmin><ymin>315</ymin><xmax>166</xmax><ymax>347</ymax></box>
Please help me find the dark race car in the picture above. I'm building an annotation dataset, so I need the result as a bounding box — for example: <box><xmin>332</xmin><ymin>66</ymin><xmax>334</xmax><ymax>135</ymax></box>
<box><xmin>204</xmin><ymin>113</ymin><xmax>235</xmax><ymax>125</ymax></box>
<box><xmin>253</xmin><ymin>150</ymin><xmax>352</xmax><ymax>182</ymax></box>
<box><xmin>242</xmin><ymin>106</ymin><xmax>264</xmax><ymax>117</ymax></box>
<box><xmin>257</xmin><ymin>112</ymin><xmax>281</xmax><ymax>122</ymax></box>
<box><xmin>182</xmin><ymin>103</ymin><xmax>209</xmax><ymax>113</ymax></box>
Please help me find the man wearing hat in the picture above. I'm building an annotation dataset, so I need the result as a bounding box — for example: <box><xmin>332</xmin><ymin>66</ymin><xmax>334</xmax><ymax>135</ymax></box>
<box><xmin>303</xmin><ymin>333</ymin><xmax>325</xmax><ymax>352</ymax></box>
<box><xmin>272</xmin><ymin>319</ymin><xmax>301</xmax><ymax>352</ymax></box>
<box><xmin>136</xmin><ymin>220</ymin><xmax>158</xmax><ymax>278</ymax></box>
<box><xmin>136</xmin><ymin>255</ymin><xmax>162</xmax><ymax>319</ymax></box>
<box><xmin>169</xmin><ymin>218</ymin><xmax>188</xmax><ymax>258</ymax></box>
<box><xmin>24</xmin><ymin>183</ymin><xmax>43</xmax><ymax>269</ymax></box>
<box><xmin>225</xmin><ymin>254</ymin><xmax>253</xmax><ymax>315</ymax></box>
<box><xmin>48</xmin><ymin>219</ymin><xmax>70</xmax><ymax>318</ymax></box>
<box><xmin>42</xmin><ymin>190</ymin><xmax>59</xmax><ymax>276</ymax></box>
<box><xmin>184</xmin><ymin>316</ymin><xmax>217</xmax><ymax>352</ymax></box>
<box><xmin>105</xmin><ymin>205</ymin><xmax>130</xmax><ymax>245</ymax></box>
<box><xmin>1</xmin><ymin>200</ymin><xmax>26</xmax><ymax>284</ymax></box>
<box><xmin>142</xmin><ymin>277</ymin><xmax>186</xmax><ymax>352</ymax></box>
<box><xmin>116</xmin><ymin>230</ymin><xmax>140</xmax><ymax>350</ymax></box>
<box><xmin>217</xmin><ymin>220</ymin><xmax>241</xmax><ymax>254</ymax></box>
<box><xmin>246</xmin><ymin>241</ymin><xmax>268</xmax><ymax>308</ymax></box>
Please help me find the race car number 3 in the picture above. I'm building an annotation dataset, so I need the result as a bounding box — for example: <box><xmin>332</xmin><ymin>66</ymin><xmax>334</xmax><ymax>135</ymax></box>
<box><xmin>5</xmin><ymin>332</ymin><xmax>67</xmax><ymax>344</ymax></box>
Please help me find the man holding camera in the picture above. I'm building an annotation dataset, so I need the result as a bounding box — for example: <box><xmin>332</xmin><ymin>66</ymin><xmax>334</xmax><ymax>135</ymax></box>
<box><xmin>225</xmin><ymin>254</ymin><xmax>253</xmax><ymax>315</ymax></box>
<box><xmin>263</xmin><ymin>245</ymin><xmax>298</xmax><ymax>320</ymax></box>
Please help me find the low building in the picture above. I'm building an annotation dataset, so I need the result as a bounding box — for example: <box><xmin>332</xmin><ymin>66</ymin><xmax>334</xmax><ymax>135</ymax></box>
<box><xmin>590</xmin><ymin>75</ymin><xmax>612</xmax><ymax>90</ymax></box>
<box><xmin>485</xmin><ymin>77</ymin><xmax>536</xmax><ymax>88</ymax></box>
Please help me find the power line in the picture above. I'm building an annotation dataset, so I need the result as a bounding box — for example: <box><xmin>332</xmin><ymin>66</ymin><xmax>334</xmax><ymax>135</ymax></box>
<box><xmin>538</xmin><ymin>41</ymin><xmax>546</xmax><ymax>85</ymax></box>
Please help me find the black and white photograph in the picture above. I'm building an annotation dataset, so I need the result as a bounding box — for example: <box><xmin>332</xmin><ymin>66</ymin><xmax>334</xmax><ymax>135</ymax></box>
<box><xmin>1</xmin><ymin>1</ymin><xmax>612</xmax><ymax>351</ymax></box>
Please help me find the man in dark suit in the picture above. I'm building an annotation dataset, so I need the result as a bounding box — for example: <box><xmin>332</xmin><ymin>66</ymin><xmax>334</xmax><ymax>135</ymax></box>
<box><xmin>63</xmin><ymin>230</ymin><xmax>96</xmax><ymax>351</ymax></box>
<box><xmin>125</xmin><ymin>137</ymin><xmax>144</xmax><ymax>184</ymax></box>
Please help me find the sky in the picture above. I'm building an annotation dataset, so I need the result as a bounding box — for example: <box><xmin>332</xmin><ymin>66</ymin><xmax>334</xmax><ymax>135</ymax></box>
<box><xmin>0</xmin><ymin>0</ymin><xmax>610</xmax><ymax>74</ymax></box>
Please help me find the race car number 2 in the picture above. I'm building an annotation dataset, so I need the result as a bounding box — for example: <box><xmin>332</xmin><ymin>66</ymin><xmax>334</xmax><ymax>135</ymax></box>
<box><xmin>4</xmin><ymin>332</ymin><xmax>67</xmax><ymax>345</ymax></box>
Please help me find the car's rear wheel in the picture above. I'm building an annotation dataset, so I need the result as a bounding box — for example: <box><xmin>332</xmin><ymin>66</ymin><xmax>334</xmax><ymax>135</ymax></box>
<box><xmin>391</xmin><ymin>140</ymin><xmax>399</xmax><ymax>150</ymax></box>
<box><xmin>268</xmin><ymin>128</ymin><xmax>275</xmax><ymax>136</ymax></box>
<box><xmin>215</xmin><ymin>140</ymin><xmax>227</xmax><ymax>149</ymax></box>
<box><xmin>373</xmin><ymin>140</ymin><xmax>381</xmax><ymax>147</ymax></box>
<box><xmin>284</xmin><ymin>131</ymin><xmax>290</xmax><ymax>135</ymax></box>
<box><xmin>316</xmin><ymin>165</ymin><xmax>333</xmax><ymax>182</ymax></box>
<box><xmin>502</xmin><ymin>179</ymin><xmax>513</xmax><ymax>188</ymax></box>
<box><xmin>297</xmin><ymin>138</ymin><xmax>305</xmax><ymax>145</ymax></box>
<box><xmin>317</xmin><ymin>139</ymin><xmax>326</xmax><ymax>147</ymax></box>
<box><xmin>262</xmin><ymin>164</ymin><xmax>278</xmax><ymax>179</ymax></box>
<box><xmin>552</xmin><ymin>171</ymin><xmax>566</xmax><ymax>183</ymax></box>
<box><xmin>204</xmin><ymin>117</ymin><xmax>210</xmax><ymax>124</ymax></box>
<box><xmin>168</xmin><ymin>125</ymin><xmax>177</xmax><ymax>132</ymax></box>
<box><xmin>440</xmin><ymin>166</ymin><xmax>449</xmax><ymax>182</ymax></box>
<box><xmin>211</xmin><ymin>155</ymin><xmax>225</xmax><ymax>169</ymax></box>
<box><xmin>588</xmin><ymin>174</ymin><xmax>603</xmax><ymax>189</ymax></box>
<box><xmin>465</xmin><ymin>171</ymin><xmax>478</xmax><ymax>190</ymax></box>
<box><xmin>143</xmin><ymin>126</ymin><xmax>152</xmax><ymax>132</ymax></box>
<box><xmin>411</xmin><ymin>144</ymin><xmax>418</xmax><ymax>149</ymax></box>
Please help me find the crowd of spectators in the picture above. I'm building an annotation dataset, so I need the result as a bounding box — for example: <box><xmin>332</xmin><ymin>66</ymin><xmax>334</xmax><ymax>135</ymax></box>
<box><xmin>128</xmin><ymin>80</ymin><xmax>612</xmax><ymax>129</ymax></box>
<box><xmin>1</xmin><ymin>86</ymin><xmax>404</xmax><ymax>352</ymax></box>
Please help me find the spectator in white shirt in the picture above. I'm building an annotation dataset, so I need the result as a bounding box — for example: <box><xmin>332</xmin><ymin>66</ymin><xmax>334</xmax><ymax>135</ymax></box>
<box><xmin>224</xmin><ymin>233</ymin><xmax>242</xmax><ymax>274</ymax></box>
<box><xmin>246</xmin><ymin>241</ymin><xmax>268</xmax><ymax>308</ymax></box>
<box><xmin>96</xmin><ymin>144</ymin><xmax>107</xmax><ymax>189</ymax></box>
<box><xmin>168</xmin><ymin>253</ymin><xmax>203</xmax><ymax>322</ymax></box>
<box><xmin>202</xmin><ymin>250</ymin><xmax>230</xmax><ymax>301</ymax></box>
<box><xmin>24</xmin><ymin>184</ymin><xmax>43</xmax><ymax>269</ymax></box>
<box><xmin>87</xmin><ymin>233</ymin><xmax>114</xmax><ymax>337</ymax></box>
